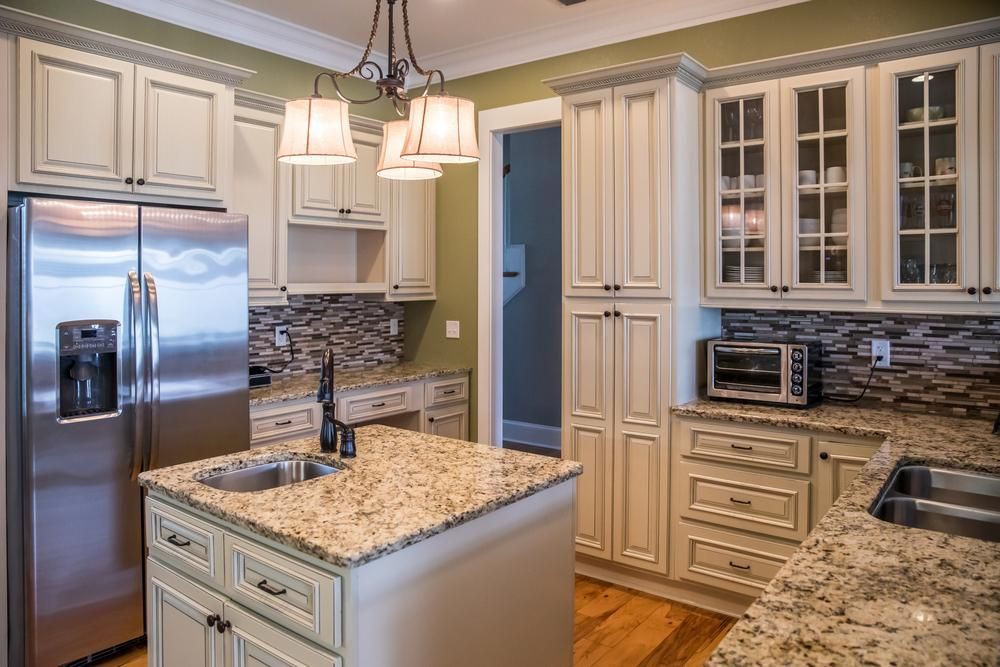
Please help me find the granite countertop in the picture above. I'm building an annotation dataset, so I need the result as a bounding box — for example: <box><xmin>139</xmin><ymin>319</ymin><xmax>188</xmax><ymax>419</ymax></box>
<box><xmin>249</xmin><ymin>362</ymin><xmax>472</xmax><ymax>407</ymax></box>
<box><xmin>673</xmin><ymin>400</ymin><xmax>1000</xmax><ymax>666</ymax></box>
<box><xmin>138</xmin><ymin>425</ymin><xmax>581</xmax><ymax>569</ymax></box>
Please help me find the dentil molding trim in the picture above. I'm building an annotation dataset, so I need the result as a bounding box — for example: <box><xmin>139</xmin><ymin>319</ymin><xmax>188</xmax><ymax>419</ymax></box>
<box><xmin>0</xmin><ymin>5</ymin><xmax>254</xmax><ymax>86</ymax></box>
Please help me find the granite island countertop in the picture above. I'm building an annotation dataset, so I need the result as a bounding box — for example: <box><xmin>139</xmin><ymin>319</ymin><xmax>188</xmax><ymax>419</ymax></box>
<box><xmin>673</xmin><ymin>400</ymin><xmax>1000</xmax><ymax>667</ymax></box>
<box><xmin>138</xmin><ymin>424</ymin><xmax>581</xmax><ymax>569</ymax></box>
<box><xmin>249</xmin><ymin>361</ymin><xmax>472</xmax><ymax>407</ymax></box>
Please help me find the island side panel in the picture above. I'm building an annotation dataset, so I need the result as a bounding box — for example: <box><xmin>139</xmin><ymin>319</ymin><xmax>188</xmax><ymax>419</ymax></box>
<box><xmin>351</xmin><ymin>481</ymin><xmax>575</xmax><ymax>667</ymax></box>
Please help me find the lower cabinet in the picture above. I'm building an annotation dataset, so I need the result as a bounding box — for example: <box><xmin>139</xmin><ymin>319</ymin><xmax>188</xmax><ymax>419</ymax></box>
<box><xmin>147</xmin><ymin>560</ymin><xmax>225</xmax><ymax>667</ymax></box>
<box><xmin>225</xmin><ymin>604</ymin><xmax>342</xmax><ymax>667</ymax></box>
<box><xmin>424</xmin><ymin>403</ymin><xmax>469</xmax><ymax>440</ymax></box>
<box><xmin>814</xmin><ymin>438</ymin><xmax>877</xmax><ymax>525</ymax></box>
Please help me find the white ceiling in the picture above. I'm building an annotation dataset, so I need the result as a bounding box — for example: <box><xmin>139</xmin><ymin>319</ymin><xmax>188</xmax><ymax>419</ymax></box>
<box><xmin>95</xmin><ymin>0</ymin><xmax>806</xmax><ymax>81</ymax></box>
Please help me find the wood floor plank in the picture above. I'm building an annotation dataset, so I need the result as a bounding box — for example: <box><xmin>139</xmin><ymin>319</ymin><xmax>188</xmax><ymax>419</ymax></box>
<box><xmin>680</xmin><ymin>617</ymin><xmax>738</xmax><ymax>667</ymax></box>
<box><xmin>578</xmin><ymin>592</ymin><xmax>664</xmax><ymax>650</ymax></box>
<box><xmin>641</xmin><ymin>611</ymin><xmax>733</xmax><ymax>667</ymax></box>
<box><xmin>590</xmin><ymin>601</ymin><xmax>691</xmax><ymax>667</ymax></box>
<box><xmin>575</xmin><ymin>575</ymin><xmax>612</xmax><ymax>609</ymax></box>
<box><xmin>576</xmin><ymin>584</ymin><xmax>634</xmax><ymax>619</ymax></box>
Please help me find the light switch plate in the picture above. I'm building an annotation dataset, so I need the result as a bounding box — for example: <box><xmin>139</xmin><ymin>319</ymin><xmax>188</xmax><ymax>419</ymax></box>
<box><xmin>871</xmin><ymin>339</ymin><xmax>890</xmax><ymax>368</ymax></box>
<box><xmin>446</xmin><ymin>320</ymin><xmax>460</xmax><ymax>339</ymax></box>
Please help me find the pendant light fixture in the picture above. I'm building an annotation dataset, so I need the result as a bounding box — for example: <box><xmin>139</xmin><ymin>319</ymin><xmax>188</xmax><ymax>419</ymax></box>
<box><xmin>278</xmin><ymin>0</ymin><xmax>479</xmax><ymax>178</ymax></box>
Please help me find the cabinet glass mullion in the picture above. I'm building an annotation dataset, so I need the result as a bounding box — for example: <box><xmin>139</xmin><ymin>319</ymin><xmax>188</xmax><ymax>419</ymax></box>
<box><xmin>719</xmin><ymin>96</ymin><xmax>767</xmax><ymax>286</ymax></box>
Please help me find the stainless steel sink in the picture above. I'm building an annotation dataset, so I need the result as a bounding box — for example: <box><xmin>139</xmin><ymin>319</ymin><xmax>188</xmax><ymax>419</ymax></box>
<box><xmin>200</xmin><ymin>460</ymin><xmax>339</xmax><ymax>492</ymax></box>
<box><xmin>871</xmin><ymin>465</ymin><xmax>1000</xmax><ymax>542</ymax></box>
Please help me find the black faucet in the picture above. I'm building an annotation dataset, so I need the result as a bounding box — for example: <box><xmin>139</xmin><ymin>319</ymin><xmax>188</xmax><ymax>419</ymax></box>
<box><xmin>317</xmin><ymin>348</ymin><xmax>356</xmax><ymax>457</ymax></box>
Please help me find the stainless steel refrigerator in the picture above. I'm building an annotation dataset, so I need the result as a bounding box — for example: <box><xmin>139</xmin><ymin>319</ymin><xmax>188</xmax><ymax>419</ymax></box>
<box><xmin>6</xmin><ymin>197</ymin><xmax>250</xmax><ymax>666</ymax></box>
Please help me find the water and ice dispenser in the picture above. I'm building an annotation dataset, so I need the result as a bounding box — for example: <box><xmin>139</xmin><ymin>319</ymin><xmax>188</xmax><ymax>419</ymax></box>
<box><xmin>57</xmin><ymin>320</ymin><xmax>119</xmax><ymax>419</ymax></box>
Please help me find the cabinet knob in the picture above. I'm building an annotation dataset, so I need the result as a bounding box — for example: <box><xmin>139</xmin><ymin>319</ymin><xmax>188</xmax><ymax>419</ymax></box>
<box><xmin>125</xmin><ymin>177</ymin><xmax>133</xmax><ymax>185</ymax></box>
<box><xmin>603</xmin><ymin>311</ymin><xmax>611</xmax><ymax>318</ymax></box>
<box><xmin>280</xmin><ymin>286</ymin><xmax>287</xmax><ymax>292</ymax></box>
<box><xmin>770</xmin><ymin>285</ymin><xmax>778</xmax><ymax>293</ymax></box>
<box><xmin>345</xmin><ymin>208</ymin><xmax>352</xmax><ymax>214</ymax></box>
<box><xmin>967</xmin><ymin>287</ymin><xmax>978</xmax><ymax>295</ymax></box>
<box><xmin>820</xmin><ymin>451</ymin><xmax>829</xmax><ymax>460</ymax></box>
<box><xmin>603</xmin><ymin>284</ymin><xmax>611</xmax><ymax>291</ymax></box>
<box><xmin>781</xmin><ymin>285</ymin><xmax>790</xmax><ymax>293</ymax></box>
<box><xmin>613</xmin><ymin>310</ymin><xmax>622</xmax><ymax>318</ymax></box>
<box><xmin>392</xmin><ymin>284</ymin><xmax>400</xmax><ymax>290</ymax></box>
<box><xmin>216</xmin><ymin>619</ymin><xmax>231</xmax><ymax>634</ymax></box>
<box><xmin>339</xmin><ymin>208</ymin><xmax>346</xmax><ymax>214</ymax></box>
<box><xmin>613</xmin><ymin>284</ymin><xmax>621</xmax><ymax>291</ymax></box>
<box><xmin>428</xmin><ymin>417</ymin><xmax>435</xmax><ymax>423</ymax></box>
<box><xmin>984</xmin><ymin>287</ymin><xmax>994</xmax><ymax>295</ymax></box>
<box><xmin>206</xmin><ymin>614</ymin><xmax>220</xmax><ymax>628</ymax></box>
<box><xmin>136</xmin><ymin>178</ymin><xmax>145</xmax><ymax>186</ymax></box>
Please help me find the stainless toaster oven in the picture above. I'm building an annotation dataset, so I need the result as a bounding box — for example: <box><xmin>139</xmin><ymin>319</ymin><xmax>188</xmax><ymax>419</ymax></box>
<box><xmin>707</xmin><ymin>340</ymin><xmax>821</xmax><ymax>407</ymax></box>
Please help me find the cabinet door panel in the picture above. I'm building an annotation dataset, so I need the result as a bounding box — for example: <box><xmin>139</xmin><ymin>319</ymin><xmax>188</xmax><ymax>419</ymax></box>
<box><xmin>234</xmin><ymin>105</ymin><xmax>289</xmax><ymax>305</ymax></box>
<box><xmin>565</xmin><ymin>422</ymin><xmax>612</xmax><ymax>558</ymax></box>
<box><xmin>134</xmin><ymin>67</ymin><xmax>228</xmax><ymax>201</ymax></box>
<box><xmin>616</xmin><ymin>303</ymin><xmax>669</xmax><ymax>428</ymax></box>
<box><xmin>565</xmin><ymin>302</ymin><xmax>613</xmax><ymax>421</ymax></box>
<box><xmin>224</xmin><ymin>603</ymin><xmax>342</xmax><ymax>667</ymax></box>
<box><xmin>388</xmin><ymin>179</ymin><xmax>436</xmax><ymax>299</ymax></box>
<box><xmin>981</xmin><ymin>43</ymin><xmax>1000</xmax><ymax>303</ymax></box>
<box><xmin>425</xmin><ymin>404</ymin><xmax>469</xmax><ymax>441</ymax></box>
<box><xmin>147</xmin><ymin>560</ymin><xmax>225</xmax><ymax>667</ymax></box>
<box><xmin>291</xmin><ymin>164</ymin><xmax>341</xmax><ymax>219</ymax></box>
<box><xmin>614</xmin><ymin>81</ymin><xmax>669</xmax><ymax>298</ymax></box>
<box><xmin>17</xmin><ymin>38</ymin><xmax>134</xmax><ymax>192</ymax></box>
<box><xmin>814</xmin><ymin>439</ymin><xmax>877</xmax><ymax>524</ymax></box>
<box><xmin>563</xmin><ymin>90</ymin><xmax>614</xmax><ymax>296</ymax></box>
<box><xmin>340</xmin><ymin>127</ymin><xmax>387</xmax><ymax>226</ymax></box>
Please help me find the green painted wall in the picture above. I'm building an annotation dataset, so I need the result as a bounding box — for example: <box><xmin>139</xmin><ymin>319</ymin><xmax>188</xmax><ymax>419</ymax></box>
<box><xmin>404</xmin><ymin>0</ymin><xmax>1000</xmax><ymax>437</ymax></box>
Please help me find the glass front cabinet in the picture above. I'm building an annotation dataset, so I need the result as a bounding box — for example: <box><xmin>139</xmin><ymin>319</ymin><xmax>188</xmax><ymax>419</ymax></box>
<box><xmin>878</xmin><ymin>48</ymin><xmax>980</xmax><ymax>303</ymax></box>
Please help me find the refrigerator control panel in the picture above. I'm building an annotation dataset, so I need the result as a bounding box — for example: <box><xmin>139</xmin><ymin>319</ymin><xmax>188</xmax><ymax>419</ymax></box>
<box><xmin>57</xmin><ymin>320</ymin><xmax>119</xmax><ymax>420</ymax></box>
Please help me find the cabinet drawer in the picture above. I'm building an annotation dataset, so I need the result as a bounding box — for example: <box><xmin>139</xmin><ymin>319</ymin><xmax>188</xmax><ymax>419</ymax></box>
<box><xmin>673</xmin><ymin>521</ymin><xmax>796</xmax><ymax>598</ymax></box>
<box><xmin>147</xmin><ymin>498</ymin><xmax>224</xmax><ymax>586</ymax></box>
<box><xmin>424</xmin><ymin>375</ymin><xmax>468</xmax><ymax>407</ymax></box>
<box><xmin>250</xmin><ymin>402</ymin><xmax>320</xmax><ymax>444</ymax></box>
<box><xmin>224</xmin><ymin>534</ymin><xmax>342</xmax><ymax>650</ymax></box>
<box><xmin>675</xmin><ymin>461</ymin><xmax>811</xmax><ymax>541</ymax></box>
<box><xmin>225</xmin><ymin>602</ymin><xmax>342</xmax><ymax>667</ymax></box>
<box><xmin>338</xmin><ymin>386</ymin><xmax>413</xmax><ymax>423</ymax></box>
<box><xmin>677</xmin><ymin>419</ymin><xmax>811</xmax><ymax>474</ymax></box>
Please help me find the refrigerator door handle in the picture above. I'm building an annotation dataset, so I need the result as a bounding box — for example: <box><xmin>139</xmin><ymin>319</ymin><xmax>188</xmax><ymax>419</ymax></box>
<box><xmin>143</xmin><ymin>272</ymin><xmax>161</xmax><ymax>471</ymax></box>
<box><xmin>128</xmin><ymin>271</ymin><xmax>145</xmax><ymax>480</ymax></box>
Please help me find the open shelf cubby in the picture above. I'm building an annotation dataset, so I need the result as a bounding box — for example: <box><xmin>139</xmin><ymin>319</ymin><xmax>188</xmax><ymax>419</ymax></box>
<box><xmin>286</xmin><ymin>223</ymin><xmax>387</xmax><ymax>295</ymax></box>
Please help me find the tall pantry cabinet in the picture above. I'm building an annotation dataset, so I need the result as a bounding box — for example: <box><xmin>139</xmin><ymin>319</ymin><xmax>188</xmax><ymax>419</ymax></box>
<box><xmin>548</xmin><ymin>57</ymin><xmax>720</xmax><ymax>575</ymax></box>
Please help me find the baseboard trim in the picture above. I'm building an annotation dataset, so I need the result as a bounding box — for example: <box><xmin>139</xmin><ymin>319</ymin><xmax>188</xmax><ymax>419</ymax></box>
<box><xmin>502</xmin><ymin>420</ymin><xmax>561</xmax><ymax>450</ymax></box>
<box><xmin>575</xmin><ymin>554</ymin><xmax>752</xmax><ymax>618</ymax></box>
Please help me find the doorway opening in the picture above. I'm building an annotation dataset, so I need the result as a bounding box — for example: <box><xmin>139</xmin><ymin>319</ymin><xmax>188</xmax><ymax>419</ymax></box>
<box><xmin>500</xmin><ymin>127</ymin><xmax>562</xmax><ymax>457</ymax></box>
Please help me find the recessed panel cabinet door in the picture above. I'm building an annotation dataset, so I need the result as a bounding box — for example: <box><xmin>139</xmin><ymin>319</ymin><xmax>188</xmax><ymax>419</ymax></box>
<box><xmin>562</xmin><ymin>300</ymin><xmax>615</xmax><ymax>558</ymax></box>
<box><xmin>614</xmin><ymin>81</ymin><xmax>670</xmax><ymax>299</ymax></box>
<box><xmin>425</xmin><ymin>404</ymin><xmax>469</xmax><ymax>441</ymax></box>
<box><xmin>224</xmin><ymin>603</ymin><xmax>342</xmax><ymax>667</ymax></box>
<box><xmin>146</xmin><ymin>561</ymin><xmax>225</xmax><ymax>667</ymax></box>
<box><xmin>814</xmin><ymin>439</ymin><xmax>877</xmax><ymax>524</ymax></box>
<box><xmin>980</xmin><ymin>43</ymin><xmax>1000</xmax><ymax>304</ymax></box>
<box><xmin>134</xmin><ymin>66</ymin><xmax>228</xmax><ymax>201</ymax></box>
<box><xmin>17</xmin><ymin>38</ymin><xmax>134</xmax><ymax>192</ymax></box>
<box><xmin>340</xmin><ymin>127</ymin><xmax>388</xmax><ymax>226</ymax></box>
<box><xmin>612</xmin><ymin>302</ymin><xmax>670</xmax><ymax>574</ymax></box>
<box><xmin>388</xmin><ymin>179</ymin><xmax>436</xmax><ymax>300</ymax></box>
<box><xmin>563</xmin><ymin>90</ymin><xmax>614</xmax><ymax>297</ymax></box>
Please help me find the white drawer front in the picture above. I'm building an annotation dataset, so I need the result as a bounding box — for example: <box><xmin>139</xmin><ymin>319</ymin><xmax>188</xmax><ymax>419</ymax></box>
<box><xmin>424</xmin><ymin>375</ymin><xmax>469</xmax><ymax>407</ymax></box>
<box><xmin>678</xmin><ymin>419</ymin><xmax>811</xmax><ymax>474</ymax></box>
<box><xmin>147</xmin><ymin>498</ymin><xmax>224</xmax><ymax>586</ymax></box>
<box><xmin>250</xmin><ymin>402</ymin><xmax>320</xmax><ymax>444</ymax></box>
<box><xmin>224</xmin><ymin>534</ymin><xmax>342</xmax><ymax>650</ymax></box>
<box><xmin>224</xmin><ymin>602</ymin><xmax>343</xmax><ymax>667</ymax></box>
<box><xmin>674</xmin><ymin>522</ymin><xmax>795</xmax><ymax>598</ymax></box>
<box><xmin>338</xmin><ymin>386</ymin><xmax>413</xmax><ymax>423</ymax></box>
<box><xmin>676</xmin><ymin>461</ymin><xmax>811</xmax><ymax>541</ymax></box>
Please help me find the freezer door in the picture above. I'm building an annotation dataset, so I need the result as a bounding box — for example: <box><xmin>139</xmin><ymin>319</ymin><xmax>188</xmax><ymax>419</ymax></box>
<box><xmin>140</xmin><ymin>207</ymin><xmax>249</xmax><ymax>468</ymax></box>
<box><xmin>16</xmin><ymin>198</ymin><xmax>144</xmax><ymax>666</ymax></box>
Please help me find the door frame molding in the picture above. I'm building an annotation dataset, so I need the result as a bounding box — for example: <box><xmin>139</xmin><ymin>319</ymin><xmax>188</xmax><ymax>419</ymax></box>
<box><xmin>476</xmin><ymin>97</ymin><xmax>562</xmax><ymax>445</ymax></box>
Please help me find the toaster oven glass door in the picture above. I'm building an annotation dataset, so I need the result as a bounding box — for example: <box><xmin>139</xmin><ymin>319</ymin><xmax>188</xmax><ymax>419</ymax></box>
<box><xmin>712</xmin><ymin>345</ymin><xmax>784</xmax><ymax>395</ymax></box>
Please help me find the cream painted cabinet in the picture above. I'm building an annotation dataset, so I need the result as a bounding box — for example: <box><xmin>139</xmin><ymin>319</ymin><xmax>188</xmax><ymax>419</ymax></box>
<box><xmin>16</xmin><ymin>38</ymin><xmax>230</xmax><ymax>202</ymax></box>
<box><xmin>814</xmin><ymin>439</ymin><xmax>876</xmax><ymax>523</ymax></box>
<box><xmin>147</xmin><ymin>560</ymin><xmax>225</xmax><ymax>667</ymax></box>
<box><xmin>223</xmin><ymin>603</ymin><xmax>341</xmax><ymax>667</ymax></box>
<box><xmin>291</xmin><ymin>121</ymin><xmax>387</xmax><ymax>228</ymax></box>
<box><xmin>878</xmin><ymin>48</ymin><xmax>980</xmax><ymax>304</ymax></box>
<box><xmin>425</xmin><ymin>403</ymin><xmax>469</xmax><ymax>440</ymax></box>
<box><xmin>562</xmin><ymin>82</ymin><xmax>669</xmax><ymax>299</ymax></box>
<box><xmin>233</xmin><ymin>95</ymin><xmax>289</xmax><ymax>306</ymax></box>
<box><xmin>388</xmin><ymin>179</ymin><xmax>436</xmax><ymax>300</ymax></box>
<box><xmin>980</xmin><ymin>43</ymin><xmax>1000</xmax><ymax>304</ymax></box>
<box><xmin>16</xmin><ymin>38</ymin><xmax>134</xmax><ymax>193</ymax></box>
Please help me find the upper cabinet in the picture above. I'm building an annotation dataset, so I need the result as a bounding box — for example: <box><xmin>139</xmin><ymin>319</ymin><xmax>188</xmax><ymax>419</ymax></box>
<box><xmin>982</xmin><ymin>43</ymin><xmax>1000</xmax><ymax>304</ymax></box>
<box><xmin>15</xmin><ymin>38</ymin><xmax>231</xmax><ymax>202</ymax></box>
<box><xmin>878</xmin><ymin>48</ymin><xmax>980</xmax><ymax>304</ymax></box>
<box><xmin>563</xmin><ymin>80</ymin><xmax>669</xmax><ymax>299</ymax></box>
<box><xmin>387</xmin><ymin>179</ymin><xmax>436</xmax><ymax>301</ymax></box>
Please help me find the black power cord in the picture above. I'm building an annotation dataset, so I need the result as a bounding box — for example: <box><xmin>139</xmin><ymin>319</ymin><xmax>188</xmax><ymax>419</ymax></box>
<box><xmin>257</xmin><ymin>329</ymin><xmax>297</xmax><ymax>374</ymax></box>
<box><xmin>823</xmin><ymin>355</ymin><xmax>883</xmax><ymax>403</ymax></box>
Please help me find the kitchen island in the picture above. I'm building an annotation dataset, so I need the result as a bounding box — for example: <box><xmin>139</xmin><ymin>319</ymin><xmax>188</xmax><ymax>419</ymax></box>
<box><xmin>674</xmin><ymin>401</ymin><xmax>1000</xmax><ymax>666</ymax></box>
<box><xmin>138</xmin><ymin>425</ymin><xmax>581</xmax><ymax>667</ymax></box>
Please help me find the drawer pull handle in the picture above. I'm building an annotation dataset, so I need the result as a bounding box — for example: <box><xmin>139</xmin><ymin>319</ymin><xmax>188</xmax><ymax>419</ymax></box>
<box><xmin>728</xmin><ymin>561</ymin><xmax>751</xmax><ymax>570</ymax></box>
<box><xmin>274</xmin><ymin>419</ymin><xmax>293</xmax><ymax>426</ymax></box>
<box><xmin>729</xmin><ymin>497</ymin><xmax>752</xmax><ymax>505</ymax></box>
<box><xmin>371</xmin><ymin>402</ymin><xmax>386</xmax><ymax>408</ymax></box>
<box><xmin>443</xmin><ymin>390</ymin><xmax>458</xmax><ymax>395</ymax></box>
<box><xmin>166</xmin><ymin>534</ymin><xmax>191</xmax><ymax>547</ymax></box>
<box><xmin>256</xmin><ymin>579</ymin><xmax>287</xmax><ymax>596</ymax></box>
<box><xmin>730</xmin><ymin>443</ymin><xmax>754</xmax><ymax>451</ymax></box>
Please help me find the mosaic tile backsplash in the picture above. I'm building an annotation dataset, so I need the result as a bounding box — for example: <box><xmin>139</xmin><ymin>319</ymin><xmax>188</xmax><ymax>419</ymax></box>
<box><xmin>721</xmin><ymin>310</ymin><xmax>1000</xmax><ymax>419</ymax></box>
<box><xmin>249</xmin><ymin>294</ymin><xmax>404</xmax><ymax>375</ymax></box>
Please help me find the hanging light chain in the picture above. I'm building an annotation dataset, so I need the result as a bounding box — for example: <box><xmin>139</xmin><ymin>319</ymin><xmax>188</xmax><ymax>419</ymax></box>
<box><xmin>344</xmin><ymin>0</ymin><xmax>383</xmax><ymax>78</ymax></box>
<box><xmin>401</xmin><ymin>0</ymin><xmax>446</xmax><ymax>93</ymax></box>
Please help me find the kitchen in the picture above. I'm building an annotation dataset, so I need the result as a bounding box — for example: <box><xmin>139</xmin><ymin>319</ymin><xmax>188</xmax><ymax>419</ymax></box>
<box><xmin>1</xmin><ymin>0</ymin><xmax>998</xmax><ymax>666</ymax></box>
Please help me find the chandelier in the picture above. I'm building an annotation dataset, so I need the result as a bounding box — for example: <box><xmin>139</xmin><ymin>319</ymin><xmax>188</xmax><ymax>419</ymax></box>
<box><xmin>277</xmin><ymin>0</ymin><xmax>479</xmax><ymax>180</ymax></box>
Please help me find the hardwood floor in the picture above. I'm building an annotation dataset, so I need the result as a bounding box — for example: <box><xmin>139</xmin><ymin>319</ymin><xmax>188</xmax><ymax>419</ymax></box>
<box><xmin>90</xmin><ymin>575</ymin><xmax>734</xmax><ymax>666</ymax></box>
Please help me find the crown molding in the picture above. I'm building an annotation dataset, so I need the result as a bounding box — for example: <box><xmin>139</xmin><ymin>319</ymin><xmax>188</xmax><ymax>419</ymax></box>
<box><xmin>0</xmin><ymin>4</ymin><xmax>254</xmax><ymax>85</ymax></box>
<box><xmin>544</xmin><ymin>53</ymin><xmax>708</xmax><ymax>95</ymax></box>
<box><xmin>94</xmin><ymin>0</ymin><xmax>382</xmax><ymax>73</ymax></box>
<box><xmin>234</xmin><ymin>88</ymin><xmax>285</xmax><ymax>114</ymax></box>
<box><xmin>702</xmin><ymin>16</ymin><xmax>1000</xmax><ymax>88</ymax></box>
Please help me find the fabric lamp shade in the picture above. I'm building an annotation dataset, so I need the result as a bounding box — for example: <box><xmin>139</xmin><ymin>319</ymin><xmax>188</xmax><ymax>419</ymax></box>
<box><xmin>401</xmin><ymin>94</ymin><xmax>479</xmax><ymax>164</ymax></box>
<box><xmin>377</xmin><ymin>120</ymin><xmax>442</xmax><ymax>180</ymax></box>
<box><xmin>278</xmin><ymin>97</ymin><xmax>357</xmax><ymax>165</ymax></box>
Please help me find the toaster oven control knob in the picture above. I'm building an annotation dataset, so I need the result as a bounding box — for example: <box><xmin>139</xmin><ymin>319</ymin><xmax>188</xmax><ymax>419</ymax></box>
<box><xmin>790</xmin><ymin>349</ymin><xmax>803</xmax><ymax>362</ymax></box>
<box><xmin>791</xmin><ymin>373</ymin><xmax>803</xmax><ymax>384</ymax></box>
<box><xmin>790</xmin><ymin>385</ymin><xmax>803</xmax><ymax>396</ymax></box>
<box><xmin>791</xmin><ymin>362</ymin><xmax>803</xmax><ymax>373</ymax></box>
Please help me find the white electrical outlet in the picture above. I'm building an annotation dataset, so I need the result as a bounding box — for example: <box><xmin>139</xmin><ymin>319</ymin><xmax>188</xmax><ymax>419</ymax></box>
<box><xmin>446</xmin><ymin>320</ymin><xmax>460</xmax><ymax>339</ymax></box>
<box><xmin>871</xmin><ymin>339</ymin><xmax>890</xmax><ymax>368</ymax></box>
<box><xmin>275</xmin><ymin>325</ymin><xmax>290</xmax><ymax>347</ymax></box>
<box><xmin>390</xmin><ymin>318</ymin><xmax>400</xmax><ymax>336</ymax></box>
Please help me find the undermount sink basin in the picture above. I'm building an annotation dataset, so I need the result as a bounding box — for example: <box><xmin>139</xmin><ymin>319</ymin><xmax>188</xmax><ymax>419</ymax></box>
<box><xmin>870</xmin><ymin>465</ymin><xmax>1000</xmax><ymax>542</ymax></box>
<box><xmin>200</xmin><ymin>460</ymin><xmax>339</xmax><ymax>492</ymax></box>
